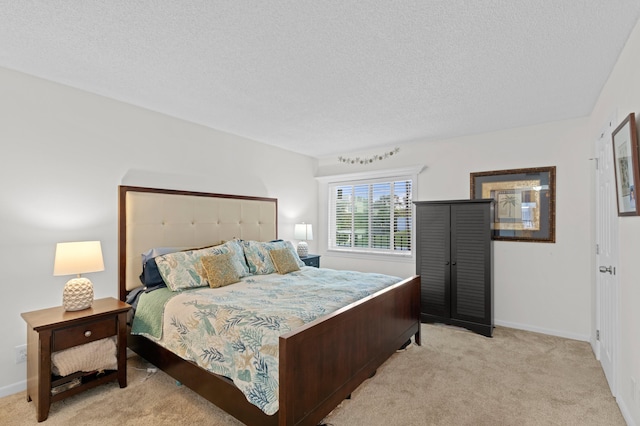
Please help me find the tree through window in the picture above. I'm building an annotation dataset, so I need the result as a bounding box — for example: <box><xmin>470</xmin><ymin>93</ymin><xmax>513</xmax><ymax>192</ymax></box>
<box><xmin>330</xmin><ymin>178</ymin><xmax>413</xmax><ymax>256</ymax></box>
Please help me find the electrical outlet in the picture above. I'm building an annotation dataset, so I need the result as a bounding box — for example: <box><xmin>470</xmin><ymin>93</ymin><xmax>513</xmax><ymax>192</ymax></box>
<box><xmin>15</xmin><ymin>344</ymin><xmax>27</xmax><ymax>364</ymax></box>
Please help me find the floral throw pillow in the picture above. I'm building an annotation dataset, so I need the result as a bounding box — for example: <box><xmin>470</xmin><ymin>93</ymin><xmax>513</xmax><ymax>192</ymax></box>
<box><xmin>155</xmin><ymin>240</ymin><xmax>250</xmax><ymax>291</ymax></box>
<box><xmin>155</xmin><ymin>247</ymin><xmax>213</xmax><ymax>291</ymax></box>
<box><xmin>218</xmin><ymin>239</ymin><xmax>251</xmax><ymax>277</ymax></box>
<box><xmin>241</xmin><ymin>240</ymin><xmax>305</xmax><ymax>275</ymax></box>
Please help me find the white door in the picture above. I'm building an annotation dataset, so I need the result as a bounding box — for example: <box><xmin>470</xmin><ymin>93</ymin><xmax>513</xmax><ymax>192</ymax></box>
<box><xmin>595</xmin><ymin>119</ymin><xmax>619</xmax><ymax>396</ymax></box>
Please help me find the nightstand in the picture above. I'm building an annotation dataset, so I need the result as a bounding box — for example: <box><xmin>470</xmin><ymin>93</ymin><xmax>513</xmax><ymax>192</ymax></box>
<box><xmin>300</xmin><ymin>254</ymin><xmax>320</xmax><ymax>268</ymax></box>
<box><xmin>21</xmin><ymin>297</ymin><xmax>130</xmax><ymax>422</ymax></box>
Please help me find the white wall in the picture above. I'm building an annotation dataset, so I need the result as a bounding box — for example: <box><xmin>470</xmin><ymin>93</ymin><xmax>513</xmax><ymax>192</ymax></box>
<box><xmin>0</xmin><ymin>67</ymin><xmax>319</xmax><ymax>396</ymax></box>
<box><xmin>317</xmin><ymin>117</ymin><xmax>592</xmax><ymax>342</ymax></box>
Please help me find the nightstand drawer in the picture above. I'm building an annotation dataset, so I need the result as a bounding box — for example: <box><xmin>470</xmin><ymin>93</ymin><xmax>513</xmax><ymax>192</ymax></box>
<box><xmin>300</xmin><ymin>255</ymin><xmax>320</xmax><ymax>268</ymax></box>
<box><xmin>53</xmin><ymin>317</ymin><xmax>116</xmax><ymax>352</ymax></box>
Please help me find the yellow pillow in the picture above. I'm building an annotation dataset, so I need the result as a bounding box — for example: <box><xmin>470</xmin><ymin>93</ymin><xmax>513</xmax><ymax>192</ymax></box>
<box><xmin>269</xmin><ymin>248</ymin><xmax>301</xmax><ymax>274</ymax></box>
<box><xmin>201</xmin><ymin>253</ymin><xmax>240</xmax><ymax>288</ymax></box>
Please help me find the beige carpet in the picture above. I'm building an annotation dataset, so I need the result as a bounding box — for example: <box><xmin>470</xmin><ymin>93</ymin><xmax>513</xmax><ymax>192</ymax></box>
<box><xmin>0</xmin><ymin>324</ymin><xmax>625</xmax><ymax>426</ymax></box>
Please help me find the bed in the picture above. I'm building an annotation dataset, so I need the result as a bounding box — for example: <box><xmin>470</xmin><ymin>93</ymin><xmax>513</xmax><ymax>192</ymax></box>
<box><xmin>118</xmin><ymin>185</ymin><xmax>421</xmax><ymax>426</ymax></box>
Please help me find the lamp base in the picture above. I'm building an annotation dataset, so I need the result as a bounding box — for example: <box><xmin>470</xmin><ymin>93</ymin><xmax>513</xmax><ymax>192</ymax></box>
<box><xmin>63</xmin><ymin>277</ymin><xmax>94</xmax><ymax>311</ymax></box>
<box><xmin>297</xmin><ymin>241</ymin><xmax>309</xmax><ymax>257</ymax></box>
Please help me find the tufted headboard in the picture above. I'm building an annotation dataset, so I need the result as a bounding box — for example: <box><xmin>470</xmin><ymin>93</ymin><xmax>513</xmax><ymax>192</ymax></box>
<box><xmin>118</xmin><ymin>185</ymin><xmax>278</xmax><ymax>300</ymax></box>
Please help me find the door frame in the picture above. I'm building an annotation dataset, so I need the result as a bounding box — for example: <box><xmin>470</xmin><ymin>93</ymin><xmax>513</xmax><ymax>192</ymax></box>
<box><xmin>594</xmin><ymin>115</ymin><xmax>620</xmax><ymax>397</ymax></box>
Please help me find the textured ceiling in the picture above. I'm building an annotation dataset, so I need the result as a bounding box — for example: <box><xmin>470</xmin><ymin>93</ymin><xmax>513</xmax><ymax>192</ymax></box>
<box><xmin>1</xmin><ymin>1</ymin><xmax>640</xmax><ymax>158</ymax></box>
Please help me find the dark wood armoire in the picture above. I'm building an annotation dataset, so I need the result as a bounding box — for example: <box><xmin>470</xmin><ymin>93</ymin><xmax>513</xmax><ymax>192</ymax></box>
<box><xmin>414</xmin><ymin>199</ymin><xmax>494</xmax><ymax>337</ymax></box>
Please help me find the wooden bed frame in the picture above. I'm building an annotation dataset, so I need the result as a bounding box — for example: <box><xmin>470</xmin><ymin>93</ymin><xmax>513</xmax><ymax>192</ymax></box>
<box><xmin>118</xmin><ymin>185</ymin><xmax>421</xmax><ymax>426</ymax></box>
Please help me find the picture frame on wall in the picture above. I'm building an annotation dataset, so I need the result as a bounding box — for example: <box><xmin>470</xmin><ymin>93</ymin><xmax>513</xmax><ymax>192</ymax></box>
<box><xmin>470</xmin><ymin>166</ymin><xmax>556</xmax><ymax>243</ymax></box>
<box><xmin>612</xmin><ymin>112</ymin><xmax>640</xmax><ymax>216</ymax></box>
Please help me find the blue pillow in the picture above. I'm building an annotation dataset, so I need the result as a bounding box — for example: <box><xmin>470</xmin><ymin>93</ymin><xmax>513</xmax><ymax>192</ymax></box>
<box><xmin>139</xmin><ymin>256</ymin><xmax>168</xmax><ymax>292</ymax></box>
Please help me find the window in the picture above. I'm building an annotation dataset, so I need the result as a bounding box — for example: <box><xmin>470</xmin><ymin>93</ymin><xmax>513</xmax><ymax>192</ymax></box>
<box><xmin>329</xmin><ymin>177</ymin><xmax>413</xmax><ymax>257</ymax></box>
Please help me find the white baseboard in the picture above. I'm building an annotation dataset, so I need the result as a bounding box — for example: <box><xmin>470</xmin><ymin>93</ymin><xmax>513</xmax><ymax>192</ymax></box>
<box><xmin>494</xmin><ymin>319</ymin><xmax>590</xmax><ymax>342</ymax></box>
<box><xmin>0</xmin><ymin>379</ymin><xmax>26</xmax><ymax>398</ymax></box>
<box><xmin>618</xmin><ymin>396</ymin><xmax>638</xmax><ymax>426</ymax></box>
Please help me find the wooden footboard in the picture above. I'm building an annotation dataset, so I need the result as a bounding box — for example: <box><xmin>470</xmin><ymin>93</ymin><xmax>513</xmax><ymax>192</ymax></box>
<box><xmin>126</xmin><ymin>275</ymin><xmax>420</xmax><ymax>426</ymax></box>
<box><xmin>279</xmin><ymin>275</ymin><xmax>421</xmax><ymax>425</ymax></box>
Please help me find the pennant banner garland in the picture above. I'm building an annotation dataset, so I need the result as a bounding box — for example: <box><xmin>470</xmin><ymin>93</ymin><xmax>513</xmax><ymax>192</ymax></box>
<box><xmin>338</xmin><ymin>147</ymin><xmax>400</xmax><ymax>165</ymax></box>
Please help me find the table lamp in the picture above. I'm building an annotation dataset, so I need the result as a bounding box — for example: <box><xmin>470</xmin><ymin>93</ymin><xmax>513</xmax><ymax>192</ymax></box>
<box><xmin>294</xmin><ymin>223</ymin><xmax>313</xmax><ymax>257</ymax></box>
<box><xmin>53</xmin><ymin>241</ymin><xmax>105</xmax><ymax>311</ymax></box>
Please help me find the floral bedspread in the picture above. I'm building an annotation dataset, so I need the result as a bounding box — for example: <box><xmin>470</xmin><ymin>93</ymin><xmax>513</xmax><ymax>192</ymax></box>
<box><xmin>131</xmin><ymin>267</ymin><xmax>401</xmax><ymax>415</ymax></box>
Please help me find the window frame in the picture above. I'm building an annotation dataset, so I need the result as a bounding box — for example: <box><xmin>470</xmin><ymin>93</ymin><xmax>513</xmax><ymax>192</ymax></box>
<box><xmin>320</xmin><ymin>165</ymin><xmax>423</xmax><ymax>260</ymax></box>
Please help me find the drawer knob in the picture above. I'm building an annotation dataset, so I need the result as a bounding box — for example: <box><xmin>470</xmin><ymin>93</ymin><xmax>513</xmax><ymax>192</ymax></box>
<box><xmin>84</xmin><ymin>330</ymin><xmax>92</xmax><ymax>337</ymax></box>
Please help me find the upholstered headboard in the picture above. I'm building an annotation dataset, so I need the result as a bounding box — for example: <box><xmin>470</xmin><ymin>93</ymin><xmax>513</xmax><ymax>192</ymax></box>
<box><xmin>118</xmin><ymin>185</ymin><xmax>278</xmax><ymax>299</ymax></box>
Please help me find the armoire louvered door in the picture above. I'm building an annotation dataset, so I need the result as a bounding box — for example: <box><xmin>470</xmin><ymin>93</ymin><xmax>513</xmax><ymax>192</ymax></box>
<box><xmin>414</xmin><ymin>199</ymin><xmax>493</xmax><ymax>337</ymax></box>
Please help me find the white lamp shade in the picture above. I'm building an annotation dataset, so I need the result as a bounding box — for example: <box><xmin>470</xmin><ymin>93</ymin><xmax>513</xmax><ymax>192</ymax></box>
<box><xmin>294</xmin><ymin>223</ymin><xmax>313</xmax><ymax>241</ymax></box>
<box><xmin>54</xmin><ymin>241</ymin><xmax>104</xmax><ymax>311</ymax></box>
<box><xmin>54</xmin><ymin>241</ymin><xmax>105</xmax><ymax>276</ymax></box>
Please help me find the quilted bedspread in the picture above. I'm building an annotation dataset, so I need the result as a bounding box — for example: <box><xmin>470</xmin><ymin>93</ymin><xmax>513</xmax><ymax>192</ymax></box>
<box><xmin>131</xmin><ymin>267</ymin><xmax>401</xmax><ymax>415</ymax></box>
